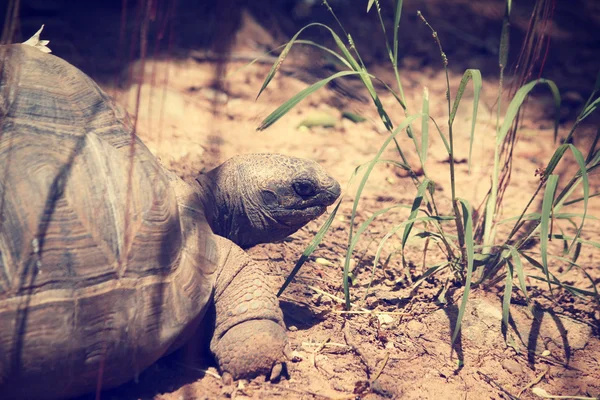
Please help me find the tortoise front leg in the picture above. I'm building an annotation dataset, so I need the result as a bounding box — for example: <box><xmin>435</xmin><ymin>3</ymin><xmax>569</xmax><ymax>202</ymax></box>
<box><xmin>210</xmin><ymin>236</ymin><xmax>290</xmax><ymax>382</ymax></box>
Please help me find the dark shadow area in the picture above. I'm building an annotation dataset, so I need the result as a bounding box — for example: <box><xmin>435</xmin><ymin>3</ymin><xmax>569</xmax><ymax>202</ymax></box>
<box><xmin>281</xmin><ymin>299</ymin><xmax>326</xmax><ymax>330</ymax></box>
<box><xmin>547</xmin><ymin>310</ymin><xmax>571</xmax><ymax>363</ymax></box>
<box><xmin>0</xmin><ymin>0</ymin><xmax>597</xmax><ymax>101</ymax></box>
<box><xmin>524</xmin><ymin>306</ymin><xmax>572</xmax><ymax>368</ymax></box>
<box><xmin>526</xmin><ymin>305</ymin><xmax>544</xmax><ymax>366</ymax></box>
<box><xmin>74</xmin><ymin>350</ymin><xmax>212</xmax><ymax>400</ymax></box>
<box><xmin>442</xmin><ymin>303</ymin><xmax>464</xmax><ymax>373</ymax></box>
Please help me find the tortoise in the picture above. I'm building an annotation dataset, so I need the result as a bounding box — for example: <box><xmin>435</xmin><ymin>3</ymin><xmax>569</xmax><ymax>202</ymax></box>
<box><xmin>0</xmin><ymin>42</ymin><xmax>341</xmax><ymax>399</ymax></box>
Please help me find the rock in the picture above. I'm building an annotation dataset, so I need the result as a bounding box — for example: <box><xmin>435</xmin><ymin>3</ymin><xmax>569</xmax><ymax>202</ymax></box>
<box><xmin>405</xmin><ymin>320</ymin><xmax>425</xmax><ymax>339</ymax></box>
<box><xmin>323</xmin><ymin>321</ymin><xmax>334</xmax><ymax>329</ymax></box>
<box><xmin>290</xmin><ymin>351</ymin><xmax>303</xmax><ymax>362</ymax></box>
<box><xmin>378</xmin><ymin>313</ymin><xmax>395</xmax><ymax>327</ymax></box>
<box><xmin>501</xmin><ymin>358</ymin><xmax>523</xmax><ymax>375</ymax></box>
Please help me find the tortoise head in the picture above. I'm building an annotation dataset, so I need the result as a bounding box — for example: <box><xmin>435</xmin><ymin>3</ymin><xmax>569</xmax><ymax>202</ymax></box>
<box><xmin>196</xmin><ymin>154</ymin><xmax>341</xmax><ymax>248</ymax></box>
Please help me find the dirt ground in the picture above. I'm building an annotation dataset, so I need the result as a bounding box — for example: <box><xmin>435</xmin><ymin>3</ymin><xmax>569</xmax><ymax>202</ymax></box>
<box><xmin>5</xmin><ymin>0</ymin><xmax>600</xmax><ymax>399</ymax></box>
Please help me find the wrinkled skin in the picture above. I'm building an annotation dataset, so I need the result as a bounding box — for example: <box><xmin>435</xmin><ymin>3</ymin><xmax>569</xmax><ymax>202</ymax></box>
<box><xmin>195</xmin><ymin>154</ymin><xmax>341</xmax><ymax>248</ymax></box>
<box><xmin>193</xmin><ymin>154</ymin><xmax>340</xmax><ymax>383</ymax></box>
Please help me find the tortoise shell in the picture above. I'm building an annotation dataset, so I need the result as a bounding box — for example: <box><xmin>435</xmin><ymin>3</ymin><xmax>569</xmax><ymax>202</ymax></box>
<box><xmin>0</xmin><ymin>44</ymin><xmax>215</xmax><ymax>398</ymax></box>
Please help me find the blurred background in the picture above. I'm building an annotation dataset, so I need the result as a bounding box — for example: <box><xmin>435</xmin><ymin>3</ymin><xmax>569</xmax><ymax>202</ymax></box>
<box><xmin>2</xmin><ymin>0</ymin><xmax>598</xmax><ymax>99</ymax></box>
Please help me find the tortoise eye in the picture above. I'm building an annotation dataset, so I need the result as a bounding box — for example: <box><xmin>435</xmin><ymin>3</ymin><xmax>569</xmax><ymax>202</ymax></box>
<box><xmin>293</xmin><ymin>181</ymin><xmax>316</xmax><ymax>197</ymax></box>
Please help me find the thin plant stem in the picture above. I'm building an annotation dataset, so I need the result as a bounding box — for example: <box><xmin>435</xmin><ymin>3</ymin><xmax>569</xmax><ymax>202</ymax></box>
<box><xmin>418</xmin><ymin>11</ymin><xmax>466</xmax><ymax>257</ymax></box>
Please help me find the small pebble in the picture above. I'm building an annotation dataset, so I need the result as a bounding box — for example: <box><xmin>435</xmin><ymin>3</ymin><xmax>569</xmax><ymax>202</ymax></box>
<box><xmin>315</xmin><ymin>257</ymin><xmax>334</xmax><ymax>266</ymax></box>
<box><xmin>377</xmin><ymin>313</ymin><xmax>395</xmax><ymax>326</ymax></box>
<box><xmin>501</xmin><ymin>358</ymin><xmax>523</xmax><ymax>375</ymax></box>
<box><xmin>290</xmin><ymin>350</ymin><xmax>303</xmax><ymax>362</ymax></box>
<box><xmin>405</xmin><ymin>320</ymin><xmax>425</xmax><ymax>339</ymax></box>
<box><xmin>288</xmin><ymin>325</ymin><xmax>298</xmax><ymax>332</ymax></box>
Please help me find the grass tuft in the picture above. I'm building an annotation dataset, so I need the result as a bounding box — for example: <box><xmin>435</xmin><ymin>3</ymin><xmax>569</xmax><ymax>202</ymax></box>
<box><xmin>257</xmin><ymin>0</ymin><xmax>600</xmax><ymax>351</ymax></box>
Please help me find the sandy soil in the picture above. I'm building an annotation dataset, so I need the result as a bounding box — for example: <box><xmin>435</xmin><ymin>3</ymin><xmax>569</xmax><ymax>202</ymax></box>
<box><xmin>5</xmin><ymin>0</ymin><xmax>600</xmax><ymax>399</ymax></box>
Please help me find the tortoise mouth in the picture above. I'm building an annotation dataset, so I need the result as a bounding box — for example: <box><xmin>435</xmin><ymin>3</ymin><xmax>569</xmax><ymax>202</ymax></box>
<box><xmin>272</xmin><ymin>204</ymin><xmax>326</xmax><ymax>227</ymax></box>
<box><xmin>268</xmin><ymin>181</ymin><xmax>339</xmax><ymax>227</ymax></box>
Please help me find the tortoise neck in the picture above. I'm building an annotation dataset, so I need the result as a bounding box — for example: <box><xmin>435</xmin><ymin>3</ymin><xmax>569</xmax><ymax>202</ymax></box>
<box><xmin>194</xmin><ymin>167</ymin><xmax>247</xmax><ymax>246</ymax></box>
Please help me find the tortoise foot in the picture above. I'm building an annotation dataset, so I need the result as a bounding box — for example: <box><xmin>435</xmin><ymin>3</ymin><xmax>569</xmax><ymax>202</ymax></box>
<box><xmin>213</xmin><ymin>319</ymin><xmax>290</xmax><ymax>382</ymax></box>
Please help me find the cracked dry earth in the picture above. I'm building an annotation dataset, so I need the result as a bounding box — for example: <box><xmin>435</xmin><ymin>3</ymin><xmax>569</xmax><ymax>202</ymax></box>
<box><xmin>10</xmin><ymin>1</ymin><xmax>600</xmax><ymax>399</ymax></box>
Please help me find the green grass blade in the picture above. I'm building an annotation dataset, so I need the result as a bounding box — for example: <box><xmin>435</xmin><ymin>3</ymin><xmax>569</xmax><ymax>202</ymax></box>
<box><xmin>549</xmin><ymin>234</ymin><xmax>600</xmax><ymax>249</ymax></box>
<box><xmin>401</xmin><ymin>178</ymin><xmax>431</xmax><ymax>263</ymax></box>
<box><xmin>414</xmin><ymin>228</ymin><xmax>457</xmax><ymax>241</ymax></box>
<box><xmin>451</xmin><ymin>198</ymin><xmax>474</xmax><ymax>346</ymax></box>
<box><xmin>497</xmin><ymin>212</ymin><xmax>597</xmax><ymax>224</ymax></box>
<box><xmin>522</xmin><ymin>252</ymin><xmax>598</xmax><ymax>299</ymax></box>
<box><xmin>256</xmin><ymin>22</ymin><xmax>361</xmax><ymax>101</ymax></box>
<box><xmin>365</xmin><ymin>214</ymin><xmax>447</xmax><ymax>301</ymax></box>
<box><xmin>346</xmin><ymin>158</ymin><xmax>410</xmax><ymax>190</ymax></box>
<box><xmin>547</xmin><ymin>254</ymin><xmax>599</xmax><ymax>299</ymax></box>
<box><xmin>257</xmin><ymin>70</ymin><xmax>360</xmax><ymax>130</ymax></box>
<box><xmin>559</xmin><ymin>226</ymin><xmax>569</xmax><ymax>255</ymax></box>
<box><xmin>499</xmin><ymin>11</ymin><xmax>510</xmax><ymax>69</ymax></box>
<box><xmin>256</xmin><ymin>23</ymin><xmax>323</xmax><ymax>100</ymax></box>
<box><xmin>421</xmin><ymin>87</ymin><xmax>430</xmax><ymax>170</ymax></box>
<box><xmin>540</xmin><ymin>174</ymin><xmax>559</xmax><ymax>295</ymax></box>
<box><xmin>368</xmin><ymin>225</ymin><xmax>404</xmax><ymax>299</ymax></box>
<box><xmin>430</xmin><ymin>116</ymin><xmax>451</xmax><ymax>153</ymax></box>
<box><xmin>563</xmin><ymin>192</ymin><xmax>600</xmax><ymax>206</ymax></box>
<box><xmin>571</xmin><ymin>241</ymin><xmax>582</xmax><ymax>264</ymax></box>
<box><xmin>580</xmin><ymin>96</ymin><xmax>600</xmax><ymax>121</ymax></box>
<box><xmin>497</xmin><ymin>79</ymin><xmax>560</xmax><ymax>146</ymax></box>
<box><xmin>392</xmin><ymin>0</ymin><xmax>404</xmax><ymax>67</ymax></box>
<box><xmin>344</xmin><ymin>5</ymin><xmax>395</xmax><ymax>130</ymax></box>
<box><xmin>370</xmin><ymin>77</ymin><xmax>406</xmax><ymax>109</ymax></box>
<box><xmin>553</xmin><ymin>147</ymin><xmax>599</xmax><ymax>211</ymax></box>
<box><xmin>527</xmin><ymin>276</ymin><xmax>597</xmax><ymax>298</ymax></box>
<box><xmin>412</xmin><ymin>262</ymin><xmax>449</xmax><ymax>289</ymax></box>
<box><xmin>351</xmin><ymin>204</ymin><xmax>411</xmax><ymax>249</ymax></box>
<box><xmin>448</xmin><ymin>69</ymin><xmax>482</xmax><ymax>171</ymax></box>
<box><xmin>277</xmin><ymin>200</ymin><xmax>341</xmax><ymax>297</ymax></box>
<box><xmin>585</xmin><ymin>128</ymin><xmax>600</xmax><ymax>163</ymax></box>
<box><xmin>565</xmin><ymin>145</ymin><xmax>589</xmax><ymax>252</ymax></box>
<box><xmin>230</xmin><ymin>39</ymin><xmax>352</xmax><ymax>81</ymax></box>
<box><xmin>377</xmin><ymin>159</ymin><xmax>411</xmax><ymax>171</ymax></box>
<box><xmin>359</xmin><ymin>70</ymin><xmax>394</xmax><ymax>130</ymax></box>
<box><xmin>545</xmin><ymin>144</ymin><xmax>568</xmax><ymax>175</ymax></box>
<box><xmin>350</xmin><ymin>203</ymin><xmax>412</xmax><ymax>304</ymax></box>
<box><xmin>370</xmin><ymin>215</ymin><xmax>451</xmax><ymax>292</ymax></box>
<box><xmin>343</xmin><ymin>113</ymin><xmax>423</xmax><ymax>309</ymax></box>
<box><xmin>294</xmin><ymin>39</ymin><xmax>354</xmax><ymax>70</ymax></box>
<box><xmin>508</xmin><ymin>248</ymin><xmax>531</xmax><ymax>311</ymax></box>
<box><xmin>502</xmin><ymin>260</ymin><xmax>514</xmax><ymax>331</ymax></box>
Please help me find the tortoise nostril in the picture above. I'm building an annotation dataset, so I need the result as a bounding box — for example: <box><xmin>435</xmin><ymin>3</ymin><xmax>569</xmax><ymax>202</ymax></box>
<box><xmin>326</xmin><ymin>180</ymin><xmax>341</xmax><ymax>202</ymax></box>
<box><xmin>261</xmin><ymin>190</ymin><xmax>278</xmax><ymax>206</ymax></box>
